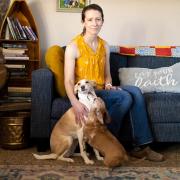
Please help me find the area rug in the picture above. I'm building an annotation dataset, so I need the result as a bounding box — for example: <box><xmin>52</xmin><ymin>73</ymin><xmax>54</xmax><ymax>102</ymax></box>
<box><xmin>0</xmin><ymin>165</ymin><xmax>180</xmax><ymax>180</ymax></box>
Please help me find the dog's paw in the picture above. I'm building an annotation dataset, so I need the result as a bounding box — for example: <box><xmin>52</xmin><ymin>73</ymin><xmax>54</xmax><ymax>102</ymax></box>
<box><xmin>57</xmin><ymin>157</ymin><xmax>74</xmax><ymax>163</ymax></box>
<box><xmin>32</xmin><ymin>153</ymin><xmax>40</xmax><ymax>159</ymax></box>
<box><xmin>65</xmin><ymin>158</ymin><xmax>74</xmax><ymax>163</ymax></box>
<box><xmin>85</xmin><ymin>159</ymin><xmax>94</xmax><ymax>165</ymax></box>
<box><xmin>96</xmin><ymin>156</ymin><xmax>104</xmax><ymax>161</ymax></box>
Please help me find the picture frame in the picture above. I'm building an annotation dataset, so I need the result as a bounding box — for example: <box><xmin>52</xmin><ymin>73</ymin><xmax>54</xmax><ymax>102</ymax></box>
<box><xmin>56</xmin><ymin>0</ymin><xmax>90</xmax><ymax>13</ymax></box>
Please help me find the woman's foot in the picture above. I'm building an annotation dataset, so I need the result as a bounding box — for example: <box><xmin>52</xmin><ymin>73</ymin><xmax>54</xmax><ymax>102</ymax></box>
<box><xmin>130</xmin><ymin>146</ymin><xmax>165</xmax><ymax>162</ymax></box>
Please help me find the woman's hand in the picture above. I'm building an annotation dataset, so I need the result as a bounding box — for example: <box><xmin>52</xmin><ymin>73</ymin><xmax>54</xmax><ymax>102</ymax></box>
<box><xmin>72</xmin><ymin>100</ymin><xmax>89</xmax><ymax>126</ymax></box>
<box><xmin>105</xmin><ymin>83</ymin><xmax>116</xmax><ymax>90</ymax></box>
<box><xmin>105</xmin><ymin>83</ymin><xmax>122</xmax><ymax>90</ymax></box>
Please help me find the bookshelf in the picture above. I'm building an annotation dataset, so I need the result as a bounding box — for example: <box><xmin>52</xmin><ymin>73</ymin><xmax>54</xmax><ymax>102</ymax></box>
<box><xmin>0</xmin><ymin>0</ymin><xmax>40</xmax><ymax>110</ymax></box>
<box><xmin>0</xmin><ymin>0</ymin><xmax>40</xmax><ymax>90</ymax></box>
<box><xmin>0</xmin><ymin>0</ymin><xmax>38</xmax><ymax>148</ymax></box>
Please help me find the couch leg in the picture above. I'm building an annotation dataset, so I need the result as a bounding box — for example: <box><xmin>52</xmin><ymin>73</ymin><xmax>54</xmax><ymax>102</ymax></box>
<box><xmin>35</xmin><ymin>138</ymin><xmax>50</xmax><ymax>152</ymax></box>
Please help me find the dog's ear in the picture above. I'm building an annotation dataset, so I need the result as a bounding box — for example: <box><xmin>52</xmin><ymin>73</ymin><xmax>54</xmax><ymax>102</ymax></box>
<box><xmin>95</xmin><ymin>97</ymin><xmax>111</xmax><ymax>124</ymax></box>
<box><xmin>89</xmin><ymin>80</ymin><xmax>96</xmax><ymax>89</ymax></box>
<box><xmin>103</xmin><ymin>110</ymin><xmax>111</xmax><ymax>124</ymax></box>
<box><xmin>99</xmin><ymin>98</ymin><xmax>111</xmax><ymax>123</ymax></box>
<box><xmin>92</xmin><ymin>107</ymin><xmax>104</xmax><ymax>124</ymax></box>
<box><xmin>95</xmin><ymin>108</ymin><xmax>111</xmax><ymax>124</ymax></box>
<box><xmin>93</xmin><ymin>111</ymin><xmax>104</xmax><ymax>127</ymax></box>
<box><xmin>74</xmin><ymin>83</ymin><xmax>79</xmax><ymax>94</ymax></box>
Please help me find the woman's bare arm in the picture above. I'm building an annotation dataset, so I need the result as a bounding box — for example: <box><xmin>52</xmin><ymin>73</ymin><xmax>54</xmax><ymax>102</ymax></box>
<box><xmin>104</xmin><ymin>42</ymin><xmax>113</xmax><ymax>90</ymax></box>
<box><xmin>64</xmin><ymin>42</ymin><xmax>88</xmax><ymax>125</ymax></box>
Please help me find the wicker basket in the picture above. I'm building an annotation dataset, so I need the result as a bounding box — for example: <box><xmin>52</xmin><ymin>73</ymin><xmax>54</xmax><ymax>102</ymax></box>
<box><xmin>0</xmin><ymin>112</ymin><xmax>30</xmax><ymax>149</ymax></box>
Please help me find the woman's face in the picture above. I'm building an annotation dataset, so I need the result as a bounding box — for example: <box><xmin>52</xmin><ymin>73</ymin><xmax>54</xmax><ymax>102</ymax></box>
<box><xmin>83</xmin><ymin>9</ymin><xmax>103</xmax><ymax>36</ymax></box>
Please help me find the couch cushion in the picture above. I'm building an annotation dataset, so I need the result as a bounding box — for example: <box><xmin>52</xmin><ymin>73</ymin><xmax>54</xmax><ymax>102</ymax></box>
<box><xmin>119</xmin><ymin>62</ymin><xmax>180</xmax><ymax>93</ymax></box>
<box><xmin>45</xmin><ymin>45</ymin><xmax>66</xmax><ymax>97</ymax></box>
<box><xmin>127</xmin><ymin>56</ymin><xmax>180</xmax><ymax>68</ymax></box>
<box><xmin>144</xmin><ymin>92</ymin><xmax>180</xmax><ymax>123</ymax></box>
<box><xmin>110</xmin><ymin>53</ymin><xmax>127</xmax><ymax>86</ymax></box>
<box><xmin>151</xmin><ymin>123</ymin><xmax>180</xmax><ymax>142</ymax></box>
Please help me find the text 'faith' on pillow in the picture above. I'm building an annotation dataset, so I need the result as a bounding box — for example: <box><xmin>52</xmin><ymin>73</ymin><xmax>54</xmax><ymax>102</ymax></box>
<box><xmin>118</xmin><ymin>62</ymin><xmax>180</xmax><ymax>93</ymax></box>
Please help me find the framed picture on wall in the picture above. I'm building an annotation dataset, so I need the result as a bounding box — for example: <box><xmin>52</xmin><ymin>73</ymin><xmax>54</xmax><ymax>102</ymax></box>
<box><xmin>57</xmin><ymin>0</ymin><xmax>90</xmax><ymax>12</ymax></box>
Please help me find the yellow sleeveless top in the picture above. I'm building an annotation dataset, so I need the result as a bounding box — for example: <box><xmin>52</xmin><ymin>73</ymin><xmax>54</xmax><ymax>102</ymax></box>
<box><xmin>72</xmin><ymin>34</ymin><xmax>106</xmax><ymax>89</ymax></box>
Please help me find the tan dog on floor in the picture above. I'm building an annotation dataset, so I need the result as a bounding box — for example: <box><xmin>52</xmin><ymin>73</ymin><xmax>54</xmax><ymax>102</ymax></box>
<box><xmin>33</xmin><ymin>79</ymin><xmax>108</xmax><ymax>164</ymax></box>
<box><xmin>84</xmin><ymin>99</ymin><xmax>129</xmax><ymax>167</ymax></box>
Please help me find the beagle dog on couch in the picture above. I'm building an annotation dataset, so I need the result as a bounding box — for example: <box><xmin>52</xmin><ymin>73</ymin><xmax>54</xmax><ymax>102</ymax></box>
<box><xmin>33</xmin><ymin>79</ymin><xmax>108</xmax><ymax>164</ymax></box>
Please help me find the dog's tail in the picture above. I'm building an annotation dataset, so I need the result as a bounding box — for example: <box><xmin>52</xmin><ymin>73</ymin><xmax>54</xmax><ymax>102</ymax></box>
<box><xmin>32</xmin><ymin>153</ymin><xmax>58</xmax><ymax>160</ymax></box>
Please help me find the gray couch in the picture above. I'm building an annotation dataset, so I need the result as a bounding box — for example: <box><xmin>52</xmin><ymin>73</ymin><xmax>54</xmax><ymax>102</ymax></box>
<box><xmin>31</xmin><ymin>52</ymin><xmax>180</xmax><ymax>151</ymax></box>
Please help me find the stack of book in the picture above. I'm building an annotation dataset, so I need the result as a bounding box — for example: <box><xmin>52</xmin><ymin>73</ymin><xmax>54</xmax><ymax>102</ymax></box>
<box><xmin>0</xmin><ymin>65</ymin><xmax>31</xmax><ymax>106</ymax></box>
<box><xmin>2</xmin><ymin>43</ymin><xmax>29</xmax><ymax>78</ymax></box>
<box><xmin>0</xmin><ymin>86</ymin><xmax>31</xmax><ymax>105</ymax></box>
<box><xmin>4</xmin><ymin>64</ymin><xmax>27</xmax><ymax>78</ymax></box>
<box><xmin>5</xmin><ymin>16</ymin><xmax>38</xmax><ymax>41</ymax></box>
<box><xmin>8</xmin><ymin>86</ymin><xmax>31</xmax><ymax>102</ymax></box>
<box><xmin>2</xmin><ymin>43</ymin><xmax>29</xmax><ymax>60</ymax></box>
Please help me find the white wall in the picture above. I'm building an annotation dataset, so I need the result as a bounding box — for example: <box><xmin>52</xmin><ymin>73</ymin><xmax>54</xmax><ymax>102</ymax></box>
<box><xmin>12</xmin><ymin>0</ymin><xmax>180</xmax><ymax>64</ymax></box>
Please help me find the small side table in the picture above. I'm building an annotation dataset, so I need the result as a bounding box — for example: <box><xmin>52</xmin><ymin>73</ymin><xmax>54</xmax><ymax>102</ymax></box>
<box><xmin>0</xmin><ymin>102</ymin><xmax>31</xmax><ymax>149</ymax></box>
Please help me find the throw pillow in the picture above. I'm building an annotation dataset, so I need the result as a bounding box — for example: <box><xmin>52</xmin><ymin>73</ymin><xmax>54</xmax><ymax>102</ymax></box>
<box><xmin>118</xmin><ymin>62</ymin><xmax>180</xmax><ymax>93</ymax></box>
<box><xmin>45</xmin><ymin>45</ymin><xmax>66</xmax><ymax>97</ymax></box>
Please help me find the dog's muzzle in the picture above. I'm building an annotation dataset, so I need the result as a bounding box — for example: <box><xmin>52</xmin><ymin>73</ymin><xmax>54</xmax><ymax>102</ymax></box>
<box><xmin>81</xmin><ymin>85</ymin><xmax>86</xmax><ymax>91</ymax></box>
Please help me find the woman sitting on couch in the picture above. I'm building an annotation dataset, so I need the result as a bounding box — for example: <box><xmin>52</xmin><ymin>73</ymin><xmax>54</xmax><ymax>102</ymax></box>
<box><xmin>64</xmin><ymin>3</ymin><xmax>164</xmax><ymax>162</ymax></box>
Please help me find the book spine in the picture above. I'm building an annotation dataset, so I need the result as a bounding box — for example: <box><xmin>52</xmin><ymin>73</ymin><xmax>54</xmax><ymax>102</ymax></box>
<box><xmin>22</xmin><ymin>26</ymin><xmax>33</xmax><ymax>40</ymax></box>
<box><xmin>5</xmin><ymin>64</ymin><xmax>26</xmax><ymax>68</ymax></box>
<box><xmin>9</xmin><ymin>71</ymin><xmax>28</xmax><ymax>76</ymax></box>
<box><xmin>0</xmin><ymin>98</ymin><xmax>31</xmax><ymax>103</ymax></box>
<box><xmin>2</xmin><ymin>48</ymin><xmax>26</xmax><ymax>54</ymax></box>
<box><xmin>6</xmin><ymin>17</ymin><xmax>17</xmax><ymax>40</ymax></box>
<box><xmin>12</xmin><ymin>17</ymin><xmax>24</xmax><ymax>40</ymax></box>
<box><xmin>9</xmin><ymin>17</ymin><xmax>21</xmax><ymax>40</ymax></box>
<box><xmin>8</xmin><ymin>67</ymin><xmax>26</xmax><ymax>71</ymax></box>
<box><xmin>4</xmin><ymin>56</ymin><xmax>29</xmax><ymax>60</ymax></box>
<box><xmin>15</xmin><ymin>18</ymin><xmax>27</xmax><ymax>40</ymax></box>
<box><xmin>4</xmin><ymin>54</ymin><xmax>27</xmax><ymax>57</ymax></box>
<box><xmin>5</xmin><ymin>24</ymin><xmax>10</xmax><ymax>40</ymax></box>
<box><xmin>27</xmin><ymin>26</ymin><xmax>38</xmax><ymax>40</ymax></box>
<box><xmin>8</xmin><ymin>91</ymin><xmax>31</xmax><ymax>97</ymax></box>
<box><xmin>8</xmin><ymin>86</ymin><xmax>31</xmax><ymax>93</ymax></box>
<box><xmin>2</xmin><ymin>43</ymin><xmax>28</xmax><ymax>49</ymax></box>
<box><xmin>8</xmin><ymin>69</ymin><xmax>26</xmax><ymax>74</ymax></box>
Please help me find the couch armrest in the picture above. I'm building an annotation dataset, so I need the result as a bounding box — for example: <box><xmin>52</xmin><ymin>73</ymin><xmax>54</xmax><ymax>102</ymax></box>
<box><xmin>30</xmin><ymin>68</ymin><xmax>54</xmax><ymax>139</ymax></box>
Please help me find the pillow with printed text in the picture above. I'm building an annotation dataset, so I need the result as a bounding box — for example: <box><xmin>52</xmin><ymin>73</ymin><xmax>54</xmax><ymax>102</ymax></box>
<box><xmin>118</xmin><ymin>62</ymin><xmax>180</xmax><ymax>93</ymax></box>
